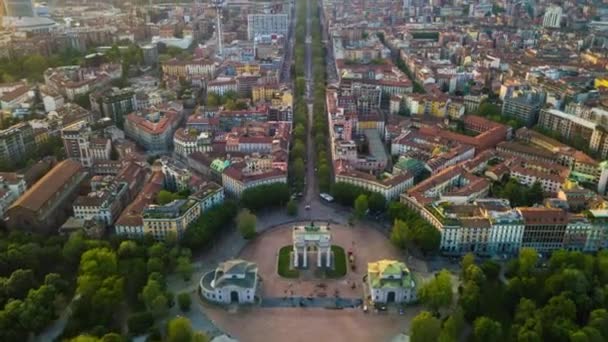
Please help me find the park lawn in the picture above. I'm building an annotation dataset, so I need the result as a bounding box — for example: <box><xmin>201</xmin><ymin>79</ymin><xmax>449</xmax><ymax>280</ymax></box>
<box><xmin>278</xmin><ymin>246</ymin><xmax>299</xmax><ymax>278</ymax></box>
<box><xmin>325</xmin><ymin>245</ymin><xmax>347</xmax><ymax>278</ymax></box>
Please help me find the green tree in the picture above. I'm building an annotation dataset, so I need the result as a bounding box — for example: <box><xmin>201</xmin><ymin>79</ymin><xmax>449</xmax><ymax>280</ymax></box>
<box><xmin>23</xmin><ymin>54</ymin><xmax>48</xmax><ymax>81</ymax></box>
<box><xmin>411</xmin><ymin>311</ymin><xmax>441</xmax><ymax>342</ymax></box>
<box><xmin>147</xmin><ymin>257</ymin><xmax>165</xmax><ymax>274</ymax></box>
<box><xmin>518</xmin><ymin>247</ymin><xmax>539</xmax><ymax>276</ymax></box>
<box><xmin>460</xmin><ymin>253</ymin><xmax>475</xmax><ymax>279</ymax></box>
<box><xmin>63</xmin><ymin>231</ymin><xmax>87</xmax><ymax>265</ymax></box>
<box><xmin>419</xmin><ymin>269</ymin><xmax>453</xmax><ymax>314</ymax></box>
<box><xmin>176</xmin><ymin>257</ymin><xmax>193</xmax><ymax>281</ymax></box>
<box><xmin>368</xmin><ymin>192</ymin><xmax>386</xmax><ymax>212</ymax></box>
<box><xmin>540</xmin><ymin>294</ymin><xmax>578</xmax><ymax>342</ymax></box>
<box><xmin>241</xmin><ymin>184</ymin><xmax>290</xmax><ymax>211</ymax></box>
<box><xmin>293</xmin><ymin>123</ymin><xmax>305</xmax><ymax>140</ymax></box>
<box><xmin>528</xmin><ymin>181</ymin><xmax>544</xmax><ymax>205</ymax></box>
<box><xmin>6</xmin><ymin>269</ymin><xmax>36</xmax><ymax>299</ymax></box>
<box><xmin>588</xmin><ymin>309</ymin><xmax>608</xmax><ymax>339</ymax></box>
<box><xmin>478</xmin><ymin>101</ymin><xmax>501</xmax><ymax>117</ymax></box>
<box><xmin>141</xmin><ymin>277</ymin><xmax>168</xmax><ymax>316</ymax></box>
<box><xmin>177</xmin><ymin>292</ymin><xmax>191</xmax><ymax>312</ymax></box>
<box><xmin>293</xmin><ymin>157</ymin><xmax>305</xmax><ymax>188</ymax></box>
<box><xmin>291</xmin><ymin>140</ymin><xmax>305</xmax><ymax>160</ymax></box>
<box><xmin>354</xmin><ymin>194</ymin><xmax>368</xmax><ymax>219</ymax></box>
<box><xmin>459</xmin><ymin>280</ymin><xmax>481</xmax><ymax>321</ymax></box>
<box><xmin>390</xmin><ymin>219</ymin><xmax>409</xmax><ymax>249</ymax></box>
<box><xmin>473</xmin><ymin>316</ymin><xmax>503</xmax><ymax>342</ymax></box>
<box><xmin>237</xmin><ymin>209</ymin><xmax>257</xmax><ymax>239</ymax></box>
<box><xmin>287</xmin><ymin>199</ymin><xmax>298</xmax><ymax>216</ymax></box>
<box><xmin>166</xmin><ymin>316</ymin><xmax>210</xmax><ymax>342</ymax></box>
<box><xmin>127</xmin><ymin>311</ymin><xmax>154</xmax><ymax>335</ymax></box>
<box><xmin>438</xmin><ymin>308</ymin><xmax>465</xmax><ymax>342</ymax></box>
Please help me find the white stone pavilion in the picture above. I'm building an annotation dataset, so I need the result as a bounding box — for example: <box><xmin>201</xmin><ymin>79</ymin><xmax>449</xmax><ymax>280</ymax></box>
<box><xmin>292</xmin><ymin>222</ymin><xmax>332</xmax><ymax>268</ymax></box>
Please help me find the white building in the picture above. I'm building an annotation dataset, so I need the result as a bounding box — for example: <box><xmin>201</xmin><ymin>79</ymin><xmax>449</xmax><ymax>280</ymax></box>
<box><xmin>247</xmin><ymin>14</ymin><xmax>289</xmax><ymax>40</ymax></box>
<box><xmin>366</xmin><ymin>260</ymin><xmax>416</xmax><ymax>304</ymax></box>
<box><xmin>73</xmin><ymin>181</ymin><xmax>129</xmax><ymax>226</ymax></box>
<box><xmin>173</xmin><ymin>128</ymin><xmax>213</xmax><ymax>159</ymax></box>
<box><xmin>200</xmin><ymin>259</ymin><xmax>259</xmax><ymax>304</ymax></box>
<box><xmin>221</xmin><ymin>166</ymin><xmax>287</xmax><ymax>198</ymax></box>
<box><xmin>543</xmin><ymin>5</ymin><xmax>562</xmax><ymax>28</ymax></box>
<box><xmin>335</xmin><ymin>169</ymin><xmax>414</xmax><ymax>201</ymax></box>
<box><xmin>41</xmin><ymin>88</ymin><xmax>64</xmax><ymax>113</ymax></box>
<box><xmin>0</xmin><ymin>172</ymin><xmax>27</xmax><ymax>217</ymax></box>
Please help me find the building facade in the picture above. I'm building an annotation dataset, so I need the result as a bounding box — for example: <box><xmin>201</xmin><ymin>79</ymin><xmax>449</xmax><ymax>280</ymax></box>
<box><xmin>200</xmin><ymin>259</ymin><xmax>259</xmax><ymax>304</ymax></box>
<box><xmin>5</xmin><ymin>160</ymin><xmax>88</xmax><ymax>233</ymax></box>
<box><xmin>247</xmin><ymin>14</ymin><xmax>289</xmax><ymax>40</ymax></box>
<box><xmin>366</xmin><ymin>260</ymin><xmax>417</xmax><ymax>304</ymax></box>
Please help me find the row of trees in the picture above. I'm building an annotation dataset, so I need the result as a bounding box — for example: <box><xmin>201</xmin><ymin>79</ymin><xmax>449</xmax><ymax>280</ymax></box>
<box><xmin>240</xmin><ymin>183</ymin><xmax>290</xmax><ymax>211</ymax></box>
<box><xmin>182</xmin><ymin>201</ymin><xmax>238</xmax><ymax>250</ymax></box>
<box><xmin>388</xmin><ymin>202</ymin><xmax>441</xmax><ymax>254</ymax></box>
<box><xmin>330</xmin><ymin>182</ymin><xmax>386</xmax><ymax>212</ymax></box>
<box><xmin>310</xmin><ymin>2</ymin><xmax>332</xmax><ymax>194</ymax></box>
<box><xmin>288</xmin><ymin>0</ymin><xmax>308</xmax><ymax>194</ymax></box>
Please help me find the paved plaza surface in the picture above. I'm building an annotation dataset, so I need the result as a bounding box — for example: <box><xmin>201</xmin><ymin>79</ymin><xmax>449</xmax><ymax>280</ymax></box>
<box><xmin>197</xmin><ymin>223</ymin><xmax>421</xmax><ymax>342</ymax></box>
<box><xmin>204</xmin><ymin>306</ymin><xmax>419</xmax><ymax>342</ymax></box>
<box><xmin>239</xmin><ymin>224</ymin><xmax>403</xmax><ymax>298</ymax></box>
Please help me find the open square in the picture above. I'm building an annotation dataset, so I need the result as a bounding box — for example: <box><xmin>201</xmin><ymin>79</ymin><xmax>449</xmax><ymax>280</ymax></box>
<box><xmin>238</xmin><ymin>223</ymin><xmax>404</xmax><ymax>298</ymax></box>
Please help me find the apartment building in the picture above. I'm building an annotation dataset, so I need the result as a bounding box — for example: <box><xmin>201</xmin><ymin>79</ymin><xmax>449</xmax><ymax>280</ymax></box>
<box><xmin>335</xmin><ymin>161</ymin><xmax>414</xmax><ymax>200</ymax></box>
<box><xmin>222</xmin><ymin>165</ymin><xmax>286</xmax><ymax>198</ymax></box>
<box><xmin>247</xmin><ymin>13</ymin><xmax>289</xmax><ymax>40</ymax></box>
<box><xmin>518</xmin><ymin>207</ymin><xmax>568</xmax><ymax>252</ymax></box>
<box><xmin>173</xmin><ymin>128</ymin><xmax>213</xmax><ymax>159</ymax></box>
<box><xmin>0</xmin><ymin>122</ymin><xmax>35</xmax><ymax>165</ymax></box>
<box><xmin>501</xmin><ymin>91</ymin><xmax>544</xmax><ymax>127</ymax></box>
<box><xmin>0</xmin><ymin>172</ymin><xmax>27</xmax><ymax>217</ymax></box>
<box><xmin>73</xmin><ymin>181</ymin><xmax>129</xmax><ymax>226</ymax></box>
<box><xmin>124</xmin><ymin>105</ymin><xmax>182</xmax><ymax>153</ymax></box>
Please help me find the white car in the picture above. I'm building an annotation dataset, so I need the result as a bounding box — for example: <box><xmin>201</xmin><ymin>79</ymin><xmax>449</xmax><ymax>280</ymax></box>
<box><xmin>305</xmin><ymin>205</ymin><xmax>311</xmax><ymax>210</ymax></box>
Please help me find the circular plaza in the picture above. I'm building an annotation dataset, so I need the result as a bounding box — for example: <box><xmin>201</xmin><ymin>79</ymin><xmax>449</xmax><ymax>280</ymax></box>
<box><xmin>237</xmin><ymin>221</ymin><xmax>404</xmax><ymax>300</ymax></box>
<box><xmin>200</xmin><ymin>221</ymin><xmax>420</xmax><ymax>342</ymax></box>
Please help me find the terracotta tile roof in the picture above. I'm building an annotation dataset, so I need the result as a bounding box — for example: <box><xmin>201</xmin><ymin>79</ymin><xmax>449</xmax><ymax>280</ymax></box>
<box><xmin>517</xmin><ymin>207</ymin><xmax>568</xmax><ymax>224</ymax></box>
<box><xmin>9</xmin><ymin>160</ymin><xmax>83</xmax><ymax>212</ymax></box>
<box><xmin>0</xmin><ymin>85</ymin><xmax>28</xmax><ymax>102</ymax></box>
<box><xmin>115</xmin><ymin>171</ymin><xmax>164</xmax><ymax>227</ymax></box>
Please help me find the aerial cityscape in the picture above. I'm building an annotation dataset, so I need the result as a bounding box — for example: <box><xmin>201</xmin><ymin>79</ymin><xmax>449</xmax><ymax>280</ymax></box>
<box><xmin>0</xmin><ymin>0</ymin><xmax>607</xmax><ymax>341</ymax></box>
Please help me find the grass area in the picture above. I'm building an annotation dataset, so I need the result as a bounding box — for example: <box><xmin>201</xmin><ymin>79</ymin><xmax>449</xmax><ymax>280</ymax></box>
<box><xmin>324</xmin><ymin>245</ymin><xmax>347</xmax><ymax>278</ymax></box>
<box><xmin>277</xmin><ymin>246</ymin><xmax>299</xmax><ymax>278</ymax></box>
